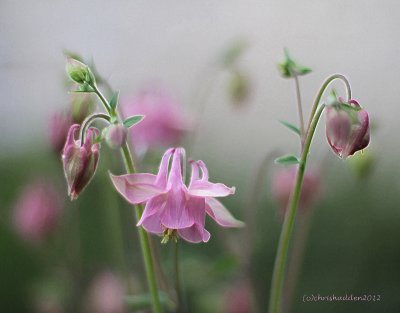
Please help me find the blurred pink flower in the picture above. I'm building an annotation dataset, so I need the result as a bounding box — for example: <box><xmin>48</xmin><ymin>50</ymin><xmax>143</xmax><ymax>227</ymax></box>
<box><xmin>48</xmin><ymin>111</ymin><xmax>72</xmax><ymax>153</ymax></box>
<box><xmin>14</xmin><ymin>181</ymin><xmax>62</xmax><ymax>243</ymax></box>
<box><xmin>88</xmin><ymin>272</ymin><xmax>126</xmax><ymax>313</ymax></box>
<box><xmin>120</xmin><ymin>88</ymin><xmax>190</xmax><ymax>152</ymax></box>
<box><xmin>111</xmin><ymin>147</ymin><xmax>243</xmax><ymax>243</ymax></box>
<box><xmin>272</xmin><ymin>168</ymin><xmax>321</xmax><ymax>214</ymax></box>
<box><xmin>224</xmin><ymin>282</ymin><xmax>255</xmax><ymax>313</ymax></box>
<box><xmin>326</xmin><ymin>99</ymin><xmax>370</xmax><ymax>159</ymax></box>
<box><xmin>62</xmin><ymin>124</ymin><xmax>100</xmax><ymax>200</ymax></box>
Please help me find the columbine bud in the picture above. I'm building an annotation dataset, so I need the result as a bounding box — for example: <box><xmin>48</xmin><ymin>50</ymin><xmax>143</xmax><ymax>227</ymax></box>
<box><xmin>272</xmin><ymin>168</ymin><xmax>321</xmax><ymax>215</ymax></box>
<box><xmin>326</xmin><ymin>99</ymin><xmax>370</xmax><ymax>159</ymax></box>
<box><xmin>66</xmin><ymin>58</ymin><xmax>95</xmax><ymax>85</ymax></box>
<box><xmin>105</xmin><ymin>124</ymin><xmax>127</xmax><ymax>149</ymax></box>
<box><xmin>278</xmin><ymin>48</ymin><xmax>312</xmax><ymax>78</ymax></box>
<box><xmin>13</xmin><ymin>181</ymin><xmax>62</xmax><ymax>243</ymax></box>
<box><xmin>62</xmin><ymin>124</ymin><xmax>100</xmax><ymax>200</ymax></box>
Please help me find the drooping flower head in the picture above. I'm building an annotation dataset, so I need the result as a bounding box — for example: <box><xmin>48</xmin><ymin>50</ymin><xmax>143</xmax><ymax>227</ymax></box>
<box><xmin>120</xmin><ymin>88</ymin><xmax>190</xmax><ymax>153</ymax></box>
<box><xmin>326</xmin><ymin>98</ymin><xmax>370</xmax><ymax>159</ymax></box>
<box><xmin>13</xmin><ymin>181</ymin><xmax>63</xmax><ymax>243</ymax></box>
<box><xmin>272</xmin><ymin>168</ymin><xmax>321</xmax><ymax>215</ymax></box>
<box><xmin>62</xmin><ymin>124</ymin><xmax>100</xmax><ymax>200</ymax></box>
<box><xmin>111</xmin><ymin>148</ymin><xmax>243</xmax><ymax>243</ymax></box>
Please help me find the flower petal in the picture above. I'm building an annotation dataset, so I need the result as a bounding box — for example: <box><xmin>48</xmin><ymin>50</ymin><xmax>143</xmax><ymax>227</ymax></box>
<box><xmin>188</xmin><ymin>160</ymin><xmax>200</xmax><ymax>188</ymax></box>
<box><xmin>206</xmin><ymin>198</ymin><xmax>244</xmax><ymax>228</ymax></box>
<box><xmin>178</xmin><ymin>225</ymin><xmax>210</xmax><ymax>243</ymax></box>
<box><xmin>138</xmin><ymin>195</ymin><xmax>167</xmax><ymax>233</ymax></box>
<box><xmin>155</xmin><ymin>148</ymin><xmax>174</xmax><ymax>188</ymax></box>
<box><xmin>160</xmin><ymin>188</ymin><xmax>193</xmax><ymax>229</ymax></box>
<box><xmin>110</xmin><ymin>173</ymin><xmax>164</xmax><ymax>204</ymax></box>
<box><xmin>189</xmin><ymin>181</ymin><xmax>235</xmax><ymax>197</ymax></box>
<box><xmin>167</xmin><ymin>148</ymin><xmax>185</xmax><ymax>190</ymax></box>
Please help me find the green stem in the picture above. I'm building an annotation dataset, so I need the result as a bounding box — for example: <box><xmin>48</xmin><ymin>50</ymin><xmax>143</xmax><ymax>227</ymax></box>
<box><xmin>91</xmin><ymin>82</ymin><xmax>162</xmax><ymax>313</ymax></box>
<box><xmin>268</xmin><ymin>104</ymin><xmax>325</xmax><ymax>313</ymax></box>
<box><xmin>305</xmin><ymin>74</ymin><xmax>351</xmax><ymax>137</ymax></box>
<box><xmin>79</xmin><ymin>113</ymin><xmax>110</xmax><ymax>144</ymax></box>
<box><xmin>174</xmin><ymin>241</ymin><xmax>182</xmax><ymax>313</ymax></box>
<box><xmin>293</xmin><ymin>74</ymin><xmax>305</xmax><ymax>138</ymax></box>
<box><xmin>121</xmin><ymin>143</ymin><xmax>163</xmax><ymax>313</ymax></box>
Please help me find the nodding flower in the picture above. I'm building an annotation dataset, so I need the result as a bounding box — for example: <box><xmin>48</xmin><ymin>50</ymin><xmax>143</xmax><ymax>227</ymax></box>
<box><xmin>62</xmin><ymin>124</ymin><xmax>100</xmax><ymax>200</ymax></box>
<box><xmin>325</xmin><ymin>98</ymin><xmax>370</xmax><ymax>159</ymax></box>
<box><xmin>110</xmin><ymin>147</ymin><xmax>243</xmax><ymax>243</ymax></box>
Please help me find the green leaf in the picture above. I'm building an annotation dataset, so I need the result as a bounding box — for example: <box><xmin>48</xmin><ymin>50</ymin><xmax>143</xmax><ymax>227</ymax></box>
<box><xmin>109</xmin><ymin>91</ymin><xmax>119</xmax><ymax>109</ymax></box>
<box><xmin>123</xmin><ymin>115</ymin><xmax>145</xmax><ymax>128</ymax></box>
<box><xmin>274</xmin><ymin>154</ymin><xmax>300</xmax><ymax>165</ymax></box>
<box><xmin>279</xmin><ymin>120</ymin><xmax>301</xmax><ymax>136</ymax></box>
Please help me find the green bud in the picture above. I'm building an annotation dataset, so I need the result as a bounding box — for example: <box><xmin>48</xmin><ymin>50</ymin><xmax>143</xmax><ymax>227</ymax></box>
<box><xmin>66</xmin><ymin>58</ymin><xmax>96</xmax><ymax>85</ymax></box>
<box><xmin>278</xmin><ymin>48</ymin><xmax>312</xmax><ymax>78</ymax></box>
<box><xmin>228</xmin><ymin>70</ymin><xmax>249</xmax><ymax>104</ymax></box>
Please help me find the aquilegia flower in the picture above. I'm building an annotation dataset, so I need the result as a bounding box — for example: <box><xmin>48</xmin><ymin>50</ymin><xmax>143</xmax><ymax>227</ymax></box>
<box><xmin>110</xmin><ymin>147</ymin><xmax>243</xmax><ymax>243</ymax></box>
<box><xmin>326</xmin><ymin>98</ymin><xmax>370</xmax><ymax>159</ymax></box>
<box><xmin>62</xmin><ymin>124</ymin><xmax>100</xmax><ymax>200</ymax></box>
<box><xmin>13</xmin><ymin>181</ymin><xmax>62</xmax><ymax>243</ymax></box>
<box><xmin>272</xmin><ymin>168</ymin><xmax>321</xmax><ymax>215</ymax></box>
<box><xmin>120</xmin><ymin>88</ymin><xmax>190</xmax><ymax>153</ymax></box>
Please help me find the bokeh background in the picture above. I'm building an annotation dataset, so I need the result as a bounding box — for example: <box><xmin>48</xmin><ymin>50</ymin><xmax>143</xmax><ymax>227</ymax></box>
<box><xmin>1</xmin><ymin>1</ymin><xmax>399</xmax><ymax>312</ymax></box>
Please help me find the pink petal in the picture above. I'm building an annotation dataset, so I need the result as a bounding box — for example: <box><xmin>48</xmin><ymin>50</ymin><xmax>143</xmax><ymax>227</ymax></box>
<box><xmin>206</xmin><ymin>198</ymin><xmax>244</xmax><ymax>228</ymax></box>
<box><xmin>188</xmin><ymin>160</ymin><xmax>200</xmax><ymax>187</ymax></box>
<box><xmin>178</xmin><ymin>225</ymin><xmax>210</xmax><ymax>243</ymax></box>
<box><xmin>138</xmin><ymin>195</ymin><xmax>167</xmax><ymax>233</ymax></box>
<box><xmin>189</xmin><ymin>181</ymin><xmax>235</xmax><ymax>197</ymax></box>
<box><xmin>155</xmin><ymin>148</ymin><xmax>174</xmax><ymax>188</ymax></box>
<box><xmin>110</xmin><ymin>173</ymin><xmax>164</xmax><ymax>204</ymax></box>
<box><xmin>167</xmin><ymin>148</ymin><xmax>185</xmax><ymax>190</ymax></box>
<box><xmin>160</xmin><ymin>188</ymin><xmax>193</xmax><ymax>229</ymax></box>
<box><xmin>196</xmin><ymin>160</ymin><xmax>209</xmax><ymax>181</ymax></box>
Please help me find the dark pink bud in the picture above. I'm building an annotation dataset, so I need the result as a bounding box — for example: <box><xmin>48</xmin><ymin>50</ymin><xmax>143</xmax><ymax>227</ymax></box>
<box><xmin>48</xmin><ymin>111</ymin><xmax>72</xmax><ymax>153</ymax></box>
<box><xmin>13</xmin><ymin>181</ymin><xmax>62</xmax><ymax>243</ymax></box>
<box><xmin>326</xmin><ymin>99</ymin><xmax>370</xmax><ymax>159</ymax></box>
<box><xmin>62</xmin><ymin>124</ymin><xmax>100</xmax><ymax>200</ymax></box>
<box><xmin>105</xmin><ymin>124</ymin><xmax>127</xmax><ymax>149</ymax></box>
<box><xmin>272</xmin><ymin>168</ymin><xmax>321</xmax><ymax>215</ymax></box>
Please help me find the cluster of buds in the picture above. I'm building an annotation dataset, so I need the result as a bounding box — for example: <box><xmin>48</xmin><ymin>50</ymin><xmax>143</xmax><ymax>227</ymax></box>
<box><xmin>325</xmin><ymin>97</ymin><xmax>370</xmax><ymax>159</ymax></box>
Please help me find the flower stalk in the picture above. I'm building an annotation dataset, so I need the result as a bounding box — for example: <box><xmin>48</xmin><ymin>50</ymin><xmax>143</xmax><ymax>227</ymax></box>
<box><xmin>269</xmin><ymin>74</ymin><xmax>353</xmax><ymax>313</ymax></box>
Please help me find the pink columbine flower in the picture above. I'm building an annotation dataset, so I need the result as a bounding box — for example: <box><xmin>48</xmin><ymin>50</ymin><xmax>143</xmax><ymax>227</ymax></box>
<box><xmin>272</xmin><ymin>168</ymin><xmax>321</xmax><ymax>215</ymax></box>
<box><xmin>110</xmin><ymin>147</ymin><xmax>243</xmax><ymax>243</ymax></box>
<box><xmin>13</xmin><ymin>181</ymin><xmax>62</xmax><ymax>243</ymax></box>
<box><xmin>120</xmin><ymin>88</ymin><xmax>190</xmax><ymax>153</ymax></box>
<box><xmin>326</xmin><ymin>99</ymin><xmax>370</xmax><ymax>159</ymax></box>
<box><xmin>62</xmin><ymin>124</ymin><xmax>100</xmax><ymax>200</ymax></box>
<box><xmin>48</xmin><ymin>111</ymin><xmax>72</xmax><ymax>153</ymax></box>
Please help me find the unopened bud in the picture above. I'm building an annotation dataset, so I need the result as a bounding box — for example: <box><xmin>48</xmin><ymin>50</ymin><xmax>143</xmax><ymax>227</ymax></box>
<box><xmin>66</xmin><ymin>58</ymin><xmax>95</xmax><ymax>85</ymax></box>
<box><xmin>105</xmin><ymin>124</ymin><xmax>127</xmax><ymax>149</ymax></box>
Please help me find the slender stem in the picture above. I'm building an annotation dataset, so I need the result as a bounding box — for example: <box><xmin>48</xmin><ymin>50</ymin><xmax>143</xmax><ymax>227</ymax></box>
<box><xmin>293</xmin><ymin>74</ymin><xmax>305</xmax><ymax>138</ymax></box>
<box><xmin>305</xmin><ymin>74</ymin><xmax>351</xmax><ymax>137</ymax></box>
<box><xmin>268</xmin><ymin>104</ymin><xmax>325</xmax><ymax>313</ymax></box>
<box><xmin>90</xmin><ymin>81</ymin><xmax>162</xmax><ymax>313</ymax></box>
<box><xmin>79</xmin><ymin>113</ymin><xmax>110</xmax><ymax>144</ymax></box>
<box><xmin>174</xmin><ymin>241</ymin><xmax>182</xmax><ymax>313</ymax></box>
<box><xmin>121</xmin><ymin>143</ymin><xmax>163</xmax><ymax>313</ymax></box>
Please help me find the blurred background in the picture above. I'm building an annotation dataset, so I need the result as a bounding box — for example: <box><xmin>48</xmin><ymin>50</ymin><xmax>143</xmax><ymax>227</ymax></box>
<box><xmin>1</xmin><ymin>1</ymin><xmax>400</xmax><ymax>312</ymax></box>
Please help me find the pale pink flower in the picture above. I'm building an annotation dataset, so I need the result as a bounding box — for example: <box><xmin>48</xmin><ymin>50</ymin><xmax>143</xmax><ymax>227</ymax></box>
<box><xmin>48</xmin><ymin>111</ymin><xmax>72</xmax><ymax>153</ymax></box>
<box><xmin>88</xmin><ymin>272</ymin><xmax>126</xmax><ymax>313</ymax></box>
<box><xmin>14</xmin><ymin>181</ymin><xmax>62</xmax><ymax>243</ymax></box>
<box><xmin>272</xmin><ymin>168</ymin><xmax>320</xmax><ymax>214</ymax></box>
<box><xmin>326</xmin><ymin>99</ymin><xmax>370</xmax><ymax>159</ymax></box>
<box><xmin>120</xmin><ymin>88</ymin><xmax>190</xmax><ymax>152</ymax></box>
<box><xmin>62</xmin><ymin>124</ymin><xmax>100</xmax><ymax>200</ymax></box>
<box><xmin>111</xmin><ymin>148</ymin><xmax>243</xmax><ymax>243</ymax></box>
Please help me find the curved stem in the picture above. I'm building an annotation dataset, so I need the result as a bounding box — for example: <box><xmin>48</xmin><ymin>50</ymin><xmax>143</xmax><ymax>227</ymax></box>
<box><xmin>305</xmin><ymin>74</ymin><xmax>351</xmax><ymax>137</ymax></box>
<box><xmin>268</xmin><ymin>104</ymin><xmax>325</xmax><ymax>313</ymax></box>
<box><xmin>92</xmin><ymin>83</ymin><xmax>112</xmax><ymax>112</ymax></box>
<box><xmin>121</xmin><ymin>142</ymin><xmax>163</xmax><ymax>313</ymax></box>
<box><xmin>79</xmin><ymin>113</ymin><xmax>110</xmax><ymax>145</ymax></box>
